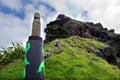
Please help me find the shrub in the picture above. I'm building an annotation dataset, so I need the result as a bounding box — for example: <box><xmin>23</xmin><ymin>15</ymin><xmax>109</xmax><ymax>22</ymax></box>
<box><xmin>0</xmin><ymin>42</ymin><xmax>25</xmax><ymax>65</ymax></box>
<box><xmin>44</xmin><ymin>25</ymin><xmax>70</xmax><ymax>42</ymax></box>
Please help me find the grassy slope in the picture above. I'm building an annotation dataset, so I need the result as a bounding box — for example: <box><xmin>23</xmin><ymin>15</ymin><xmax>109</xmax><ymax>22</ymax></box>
<box><xmin>0</xmin><ymin>59</ymin><xmax>23</xmax><ymax>80</ymax></box>
<box><xmin>45</xmin><ymin>36</ymin><xmax>120</xmax><ymax>80</ymax></box>
<box><xmin>0</xmin><ymin>36</ymin><xmax>120</xmax><ymax>80</ymax></box>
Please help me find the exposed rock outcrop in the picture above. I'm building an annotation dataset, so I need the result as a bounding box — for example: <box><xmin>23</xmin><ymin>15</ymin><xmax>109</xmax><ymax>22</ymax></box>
<box><xmin>44</xmin><ymin>14</ymin><xmax>120</xmax><ymax>67</ymax></box>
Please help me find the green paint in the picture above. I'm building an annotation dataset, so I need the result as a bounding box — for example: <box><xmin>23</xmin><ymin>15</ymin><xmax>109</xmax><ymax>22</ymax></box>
<box><xmin>25</xmin><ymin>42</ymin><xmax>30</xmax><ymax>53</ymax></box>
<box><xmin>42</xmin><ymin>48</ymin><xmax>45</xmax><ymax>75</ymax></box>
<box><xmin>23</xmin><ymin>42</ymin><xmax>30</xmax><ymax>79</ymax></box>
<box><xmin>24</xmin><ymin>57</ymin><xmax>30</xmax><ymax>66</ymax></box>
<box><xmin>23</xmin><ymin>57</ymin><xmax>30</xmax><ymax>79</ymax></box>
<box><xmin>37</xmin><ymin>61</ymin><xmax>44</xmax><ymax>73</ymax></box>
<box><xmin>23</xmin><ymin>68</ymin><xmax>26</xmax><ymax>79</ymax></box>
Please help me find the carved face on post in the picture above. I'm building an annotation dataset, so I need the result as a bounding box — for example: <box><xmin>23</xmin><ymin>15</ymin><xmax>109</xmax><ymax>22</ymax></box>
<box><xmin>32</xmin><ymin>12</ymin><xmax>41</xmax><ymax>36</ymax></box>
<box><xmin>34</xmin><ymin>12</ymin><xmax>40</xmax><ymax>20</ymax></box>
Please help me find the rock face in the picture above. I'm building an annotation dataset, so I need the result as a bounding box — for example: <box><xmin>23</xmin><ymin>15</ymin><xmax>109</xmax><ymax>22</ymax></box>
<box><xmin>99</xmin><ymin>47</ymin><xmax>117</xmax><ymax>64</ymax></box>
<box><xmin>44</xmin><ymin>14</ymin><xmax>120</xmax><ymax>66</ymax></box>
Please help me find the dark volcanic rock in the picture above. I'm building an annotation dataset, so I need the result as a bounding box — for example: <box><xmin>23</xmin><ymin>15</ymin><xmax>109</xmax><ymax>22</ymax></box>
<box><xmin>99</xmin><ymin>47</ymin><xmax>117</xmax><ymax>64</ymax></box>
<box><xmin>109</xmin><ymin>29</ymin><xmax>115</xmax><ymax>33</ymax></box>
<box><xmin>47</xmin><ymin>14</ymin><xmax>71</xmax><ymax>27</ymax></box>
<box><xmin>44</xmin><ymin>14</ymin><xmax>120</xmax><ymax>66</ymax></box>
<box><xmin>95</xmin><ymin>50</ymin><xmax>104</xmax><ymax>58</ymax></box>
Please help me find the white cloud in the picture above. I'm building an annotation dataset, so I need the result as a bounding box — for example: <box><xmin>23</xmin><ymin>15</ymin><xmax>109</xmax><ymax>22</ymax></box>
<box><xmin>0</xmin><ymin>2</ymin><xmax>50</xmax><ymax>49</ymax></box>
<box><xmin>43</xmin><ymin>0</ymin><xmax>120</xmax><ymax>33</ymax></box>
<box><xmin>0</xmin><ymin>0</ymin><xmax>120</xmax><ymax>50</ymax></box>
<box><xmin>23</xmin><ymin>3</ymin><xmax>48</xmax><ymax>39</ymax></box>
<box><xmin>86</xmin><ymin>0</ymin><xmax>120</xmax><ymax>33</ymax></box>
<box><xmin>0</xmin><ymin>0</ymin><xmax>23</xmax><ymax>11</ymax></box>
<box><xmin>0</xmin><ymin>12</ymin><xmax>28</xmax><ymax>49</ymax></box>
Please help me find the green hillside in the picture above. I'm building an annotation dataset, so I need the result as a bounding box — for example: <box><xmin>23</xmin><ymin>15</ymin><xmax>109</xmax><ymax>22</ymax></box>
<box><xmin>0</xmin><ymin>36</ymin><xmax>120</xmax><ymax>80</ymax></box>
<box><xmin>0</xmin><ymin>59</ymin><xmax>23</xmax><ymax>80</ymax></box>
<box><xmin>45</xmin><ymin>36</ymin><xmax>120</xmax><ymax>80</ymax></box>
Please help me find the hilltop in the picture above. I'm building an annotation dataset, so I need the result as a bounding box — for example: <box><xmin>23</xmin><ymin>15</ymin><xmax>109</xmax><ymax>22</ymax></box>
<box><xmin>45</xmin><ymin>14</ymin><xmax>120</xmax><ymax>67</ymax></box>
<box><xmin>44</xmin><ymin>36</ymin><xmax>120</xmax><ymax>80</ymax></box>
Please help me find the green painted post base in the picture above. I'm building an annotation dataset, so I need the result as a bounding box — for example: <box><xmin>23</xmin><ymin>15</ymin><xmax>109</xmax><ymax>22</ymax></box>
<box><xmin>23</xmin><ymin>36</ymin><xmax>44</xmax><ymax>80</ymax></box>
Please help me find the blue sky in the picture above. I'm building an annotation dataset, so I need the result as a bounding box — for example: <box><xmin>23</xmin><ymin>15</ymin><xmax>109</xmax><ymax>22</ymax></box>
<box><xmin>0</xmin><ymin>0</ymin><xmax>120</xmax><ymax>50</ymax></box>
<box><xmin>0</xmin><ymin>4</ymin><xmax>25</xmax><ymax>19</ymax></box>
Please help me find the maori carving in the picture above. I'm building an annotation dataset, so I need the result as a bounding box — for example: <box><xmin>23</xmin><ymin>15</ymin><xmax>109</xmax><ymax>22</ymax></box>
<box><xmin>32</xmin><ymin>12</ymin><xmax>41</xmax><ymax>36</ymax></box>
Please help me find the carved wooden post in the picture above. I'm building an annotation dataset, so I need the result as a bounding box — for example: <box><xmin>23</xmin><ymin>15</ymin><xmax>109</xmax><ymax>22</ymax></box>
<box><xmin>23</xmin><ymin>12</ymin><xmax>44</xmax><ymax>80</ymax></box>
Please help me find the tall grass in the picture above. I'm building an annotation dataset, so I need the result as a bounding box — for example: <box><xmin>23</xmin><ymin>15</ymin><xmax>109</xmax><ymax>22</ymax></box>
<box><xmin>0</xmin><ymin>42</ymin><xmax>25</xmax><ymax>65</ymax></box>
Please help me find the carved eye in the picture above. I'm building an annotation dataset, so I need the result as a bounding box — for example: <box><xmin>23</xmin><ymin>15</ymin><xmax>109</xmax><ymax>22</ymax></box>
<box><xmin>35</xmin><ymin>17</ymin><xmax>39</xmax><ymax>19</ymax></box>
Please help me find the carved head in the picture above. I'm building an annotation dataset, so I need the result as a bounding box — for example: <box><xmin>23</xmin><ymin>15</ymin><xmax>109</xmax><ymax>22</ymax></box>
<box><xmin>34</xmin><ymin>12</ymin><xmax>40</xmax><ymax>19</ymax></box>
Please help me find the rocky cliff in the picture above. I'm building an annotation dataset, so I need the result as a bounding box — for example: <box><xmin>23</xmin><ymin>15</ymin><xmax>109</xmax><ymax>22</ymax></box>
<box><xmin>44</xmin><ymin>14</ymin><xmax>120</xmax><ymax>67</ymax></box>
